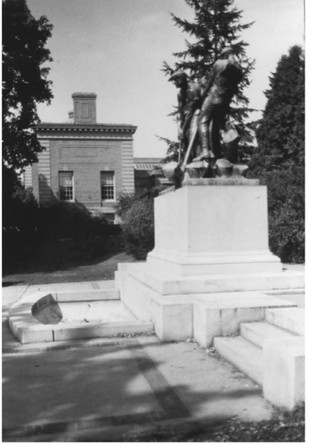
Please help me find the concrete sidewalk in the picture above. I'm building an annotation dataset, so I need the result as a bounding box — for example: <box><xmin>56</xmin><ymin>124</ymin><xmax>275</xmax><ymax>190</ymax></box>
<box><xmin>2</xmin><ymin>269</ymin><xmax>305</xmax><ymax>442</ymax></box>
<box><xmin>2</xmin><ymin>332</ymin><xmax>274</xmax><ymax>442</ymax></box>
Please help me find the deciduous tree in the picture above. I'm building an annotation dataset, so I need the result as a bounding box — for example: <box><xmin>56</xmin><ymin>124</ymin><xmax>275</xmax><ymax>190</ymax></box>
<box><xmin>2</xmin><ymin>0</ymin><xmax>53</xmax><ymax>169</ymax></box>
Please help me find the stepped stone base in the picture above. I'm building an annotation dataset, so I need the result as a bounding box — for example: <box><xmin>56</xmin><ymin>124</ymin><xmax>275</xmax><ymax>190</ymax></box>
<box><xmin>9</xmin><ymin>289</ymin><xmax>153</xmax><ymax>344</ymax></box>
<box><xmin>116</xmin><ymin>181</ymin><xmax>305</xmax><ymax>410</ymax></box>
<box><xmin>263</xmin><ymin>336</ymin><xmax>304</xmax><ymax>410</ymax></box>
<box><xmin>214</xmin><ymin>307</ymin><xmax>305</xmax><ymax>410</ymax></box>
<box><xmin>116</xmin><ymin>263</ymin><xmax>303</xmax><ymax>345</ymax></box>
<box><xmin>147</xmin><ymin>249</ymin><xmax>282</xmax><ymax>276</ymax></box>
<box><xmin>116</xmin><ymin>181</ymin><xmax>304</xmax><ymax>345</ymax></box>
<box><xmin>215</xmin><ymin>336</ymin><xmax>263</xmax><ymax>384</ymax></box>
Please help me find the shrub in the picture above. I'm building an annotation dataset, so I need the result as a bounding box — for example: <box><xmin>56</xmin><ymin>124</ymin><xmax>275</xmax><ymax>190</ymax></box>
<box><xmin>2</xmin><ymin>194</ymin><xmax>121</xmax><ymax>274</ymax></box>
<box><xmin>3</xmin><ymin>186</ymin><xmax>39</xmax><ymax>235</ymax></box>
<box><xmin>3</xmin><ymin>185</ymin><xmax>40</xmax><ymax>273</ymax></box>
<box><xmin>255</xmin><ymin>166</ymin><xmax>304</xmax><ymax>264</ymax></box>
<box><xmin>116</xmin><ymin>193</ymin><xmax>140</xmax><ymax>219</ymax></box>
<box><xmin>119</xmin><ymin>195</ymin><xmax>154</xmax><ymax>260</ymax></box>
<box><xmin>38</xmin><ymin>202</ymin><xmax>95</xmax><ymax>240</ymax></box>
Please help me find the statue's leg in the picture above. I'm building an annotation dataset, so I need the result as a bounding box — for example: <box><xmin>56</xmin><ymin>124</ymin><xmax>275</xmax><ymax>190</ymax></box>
<box><xmin>188</xmin><ymin>110</ymin><xmax>200</xmax><ymax>160</ymax></box>
<box><xmin>211</xmin><ymin>112</ymin><xmax>223</xmax><ymax>159</ymax></box>
<box><xmin>195</xmin><ymin>98</ymin><xmax>215</xmax><ymax>161</ymax></box>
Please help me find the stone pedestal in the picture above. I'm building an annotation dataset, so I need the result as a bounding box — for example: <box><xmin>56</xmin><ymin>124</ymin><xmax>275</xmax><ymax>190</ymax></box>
<box><xmin>116</xmin><ymin>179</ymin><xmax>304</xmax><ymax>344</ymax></box>
<box><xmin>148</xmin><ymin>178</ymin><xmax>281</xmax><ymax>275</ymax></box>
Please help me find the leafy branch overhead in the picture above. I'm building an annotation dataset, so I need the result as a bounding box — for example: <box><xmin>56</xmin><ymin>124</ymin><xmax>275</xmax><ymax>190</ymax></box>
<box><xmin>156</xmin><ymin>135</ymin><xmax>180</xmax><ymax>163</ymax></box>
<box><xmin>2</xmin><ymin>0</ymin><xmax>54</xmax><ymax>169</ymax></box>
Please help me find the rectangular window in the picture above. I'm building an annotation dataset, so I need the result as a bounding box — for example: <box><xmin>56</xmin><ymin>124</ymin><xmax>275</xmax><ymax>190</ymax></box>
<box><xmin>101</xmin><ymin>171</ymin><xmax>115</xmax><ymax>200</ymax></box>
<box><xmin>59</xmin><ymin>171</ymin><xmax>74</xmax><ymax>201</ymax></box>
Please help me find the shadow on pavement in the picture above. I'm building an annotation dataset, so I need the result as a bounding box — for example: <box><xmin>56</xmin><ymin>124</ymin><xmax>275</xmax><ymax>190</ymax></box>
<box><xmin>2</xmin><ymin>330</ymin><xmax>272</xmax><ymax>442</ymax></box>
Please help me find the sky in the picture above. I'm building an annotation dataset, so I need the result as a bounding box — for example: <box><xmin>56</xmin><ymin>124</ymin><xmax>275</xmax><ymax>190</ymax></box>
<box><xmin>27</xmin><ymin>0</ymin><xmax>305</xmax><ymax>159</ymax></box>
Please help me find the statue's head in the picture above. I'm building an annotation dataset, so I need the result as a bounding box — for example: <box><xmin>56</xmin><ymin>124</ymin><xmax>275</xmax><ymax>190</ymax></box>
<box><xmin>218</xmin><ymin>47</ymin><xmax>235</xmax><ymax>59</ymax></box>
<box><xmin>169</xmin><ymin>70</ymin><xmax>188</xmax><ymax>86</ymax></box>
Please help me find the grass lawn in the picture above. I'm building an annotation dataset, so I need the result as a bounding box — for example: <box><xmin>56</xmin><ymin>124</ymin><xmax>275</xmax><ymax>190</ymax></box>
<box><xmin>2</xmin><ymin>233</ymin><xmax>136</xmax><ymax>286</ymax></box>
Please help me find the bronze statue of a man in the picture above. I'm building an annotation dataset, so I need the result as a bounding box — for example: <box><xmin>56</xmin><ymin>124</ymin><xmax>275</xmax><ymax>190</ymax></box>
<box><xmin>195</xmin><ymin>47</ymin><xmax>242</xmax><ymax>161</ymax></box>
<box><xmin>169</xmin><ymin>70</ymin><xmax>202</xmax><ymax>162</ymax></box>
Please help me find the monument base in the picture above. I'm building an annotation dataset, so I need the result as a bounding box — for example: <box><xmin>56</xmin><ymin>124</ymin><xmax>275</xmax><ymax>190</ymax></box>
<box><xmin>115</xmin><ymin>164</ymin><xmax>305</xmax><ymax>410</ymax></box>
<box><xmin>115</xmin><ymin>181</ymin><xmax>305</xmax><ymax>409</ymax></box>
<box><xmin>150</xmin><ymin>178</ymin><xmax>282</xmax><ymax>275</ymax></box>
<box><xmin>116</xmin><ymin>179</ymin><xmax>303</xmax><ymax>344</ymax></box>
<box><xmin>115</xmin><ymin>262</ymin><xmax>303</xmax><ymax>344</ymax></box>
<box><xmin>147</xmin><ymin>249</ymin><xmax>281</xmax><ymax>275</ymax></box>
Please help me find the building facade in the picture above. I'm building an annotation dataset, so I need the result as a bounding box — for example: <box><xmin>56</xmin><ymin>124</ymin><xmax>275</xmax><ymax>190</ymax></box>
<box><xmin>24</xmin><ymin>93</ymin><xmax>137</xmax><ymax>222</ymax></box>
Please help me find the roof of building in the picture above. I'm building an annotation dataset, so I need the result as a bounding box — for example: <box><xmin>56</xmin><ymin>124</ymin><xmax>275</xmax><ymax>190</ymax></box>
<box><xmin>36</xmin><ymin>123</ymin><xmax>137</xmax><ymax>134</ymax></box>
<box><xmin>72</xmin><ymin>92</ymin><xmax>97</xmax><ymax>98</ymax></box>
<box><xmin>134</xmin><ymin>157</ymin><xmax>162</xmax><ymax>163</ymax></box>
<box><xmin>134</xmin><ymin>157</ymin><xmax>163</xmax><ymax>171</ymax></box>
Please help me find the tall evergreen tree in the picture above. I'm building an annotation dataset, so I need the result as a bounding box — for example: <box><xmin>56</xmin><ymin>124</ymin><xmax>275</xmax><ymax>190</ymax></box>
<box><xmin>2</xmin><ymin>0</ymin><xmax>53</xmax><ymax>170</ymax></box>
<box><xmin>250</xmin><ymin>45</ymin><xmax>304</xmax><ymax>173</ymax></box>
<box><xmin>248</xmin><ymin>45</ymin><xmax>305</xmax><ymax>263</ymax></box>
<box><xmin>163</xmin><ymin>0</ymin><xmax>255</xmax><ymax>139</ymax></box>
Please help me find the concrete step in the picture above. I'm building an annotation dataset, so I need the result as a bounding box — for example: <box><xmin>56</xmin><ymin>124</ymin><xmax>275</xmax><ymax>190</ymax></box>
<box><xmin>240</xmin><ymin>321</ymin><xmax>298</xmax><ymax>348</ymax></box>
<box><xmin>213</xmin><ymin>335</ymin><xmax>263</xmax><ymax>385</ymax></box>
<box><xmin>52</xmin><ymin>320</ymin><xmax>154</xmax><ymax>343</ymax></box>
<box><xmin>265</xmin><ymin>307</ymin><xmax>304</xmax><ymax>336</ymax></box>
<box><xmin>9</xmin><ymin>294</ymin><xmax>153</xmax><ymax>344</ymax></box>
<box><xmin>54</xmin><ymin>288</ymin><xmax>120</xmax><ymax>302</ymax></box>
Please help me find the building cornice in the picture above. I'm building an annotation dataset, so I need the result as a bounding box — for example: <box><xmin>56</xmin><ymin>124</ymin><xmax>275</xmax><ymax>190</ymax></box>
<box><xmin>36</xmin><ymin>123</ymin><xmax>137</xmax><ymax>134</ymax></box>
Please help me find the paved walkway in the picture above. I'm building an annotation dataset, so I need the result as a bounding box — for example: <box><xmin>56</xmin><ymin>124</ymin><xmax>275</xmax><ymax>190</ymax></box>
<box><xmin>2</xmin><ymin>332</ymin><xmax>274</xmax><ymax>442</ymax></box>
<box><xmin>2</xmin><ymin>269</ymin><xmax>305</xmax><ymax>442</ymax></box>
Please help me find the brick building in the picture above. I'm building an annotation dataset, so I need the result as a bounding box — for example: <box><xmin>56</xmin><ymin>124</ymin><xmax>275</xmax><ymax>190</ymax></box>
<box><xmin>24</xmin><ymin>92</ymin><xmax>138</xmax><ymax>222</ymax></box>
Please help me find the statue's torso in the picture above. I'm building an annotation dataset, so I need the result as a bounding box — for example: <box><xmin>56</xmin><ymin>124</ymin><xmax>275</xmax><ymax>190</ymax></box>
<box><xmin>209</xmin><ymin>57</ymin><xmax>242</xmax><ymax>103</ymax></box>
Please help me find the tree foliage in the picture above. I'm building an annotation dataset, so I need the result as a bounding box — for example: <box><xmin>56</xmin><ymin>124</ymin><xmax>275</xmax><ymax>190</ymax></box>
<box><xmin>266</xmin><ymin>167</ymin><xmax>304</xmax><ymax>263</ymax></box>
<box><xmin>156</xmin><ymin>135</ymin><xmax>181</xmax><ymax>163</ymax></box>
<box><xmin>248</xmin><ymin>46</ymin><xmax>305</xmax><ymax>263</ymax></box>
<box><xmin>249</xmin><ymin>46</ymin><xmax>304</xmax><ymax>174</ymax></box>
<box><xmin>2</xmin><ymin>0</ymin><xmax>53</xmax><ymax>169</ymax></box>
<box><xmin>163</xmin><ymin>0</ymin><xmax>255</xmax><ymax>139</ymax></box>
